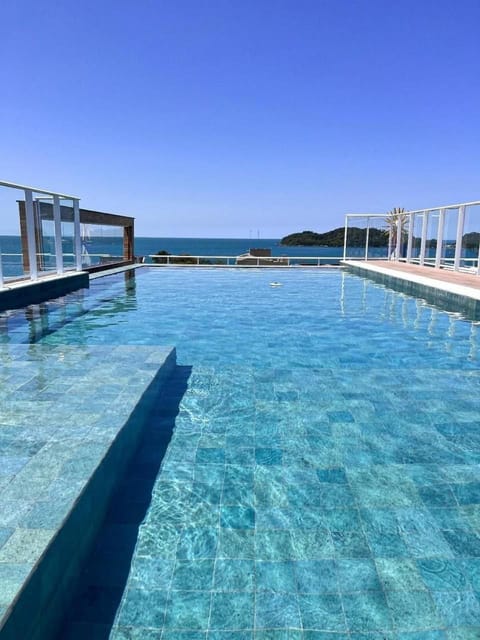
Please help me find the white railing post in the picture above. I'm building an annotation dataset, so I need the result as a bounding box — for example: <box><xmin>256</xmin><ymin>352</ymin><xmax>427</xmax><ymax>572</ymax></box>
<box><xmin>395</xmin><ymin>217</ymin><xmax>402</xmax><ymax>260</ymax></box>
<box><xmin>435</xmin><ymin>208</ymin><xmax>446</xmax><ymax>269</ymax></box>
<box><xmin>53</xmin><ymin>195</ymin><xmax>64</xmax><ymax>274</ymax></box>
<box><xmin>406</xmin><ymin>213</ymin><xmax>413</xmax><ymax>262</ymax></box>
<box><xmin>365</xmin><ymin>219</ymin><xmax>370</xmax><ymax>261</ymax></box>
<box><xmin>454</xmin><ymin>205</ymin><xmax>466</xmax><ymax>271</ymax></box>
<box><xmin>73</xmin><ymin>199</ymin><xmax>82</xmax><ymax>271</ymax></box>
<box><xmin>419</xmin><ymin>211</ymin><xmax>428</xmax><ymax>266</ymax></box>
<box><xmin>25</xmin><ymin>189</ymin><xmax>38</xmax><ymax>280</ymax></box>
<box><xmin>343</xmin><ymin>216</ymin><xmax>348</xmax><ymax>260</ymax></box>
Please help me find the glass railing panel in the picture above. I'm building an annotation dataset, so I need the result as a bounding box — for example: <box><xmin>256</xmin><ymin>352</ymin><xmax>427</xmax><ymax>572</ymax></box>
<box><xmin>460</xmin><ymin>204</ymin><xmax>480</xmax><ymax>271</ymax></box>
<box><xmin>0</xmin><ymin>185</ymin><xmax>29</xmax><ymax>282</ymax></box>
<box><xmin>442</xmin><ymin>207</ymin><xmax>459</xmax><ymax>268</ymax></box>
<box><xmin>424</xmin><ymin>210</ymin><xmax>440</xmax><ymax>266</ymax></box>
<box><xmin>80</xmin><ymin>223</ymin><xmax>124</xmax><ymax>268</ymax></box>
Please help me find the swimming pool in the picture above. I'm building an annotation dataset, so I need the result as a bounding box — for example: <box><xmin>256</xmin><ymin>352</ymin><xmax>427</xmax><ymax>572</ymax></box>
<box><xmin>4</xmin><ymin>267</ymin><xmax>480</xmax><ymax>638</ymax></box>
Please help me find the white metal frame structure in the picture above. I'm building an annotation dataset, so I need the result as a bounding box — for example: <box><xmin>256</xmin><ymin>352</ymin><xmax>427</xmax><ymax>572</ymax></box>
<box><xmin>344</xmin><ymin>200</ymin><xmax>480</xmax><ymax>274</ymax></box>
<box><xmin>0</xmin><ymin>180</ymin><xmax>81</xmax><ymax>289</ymax></box>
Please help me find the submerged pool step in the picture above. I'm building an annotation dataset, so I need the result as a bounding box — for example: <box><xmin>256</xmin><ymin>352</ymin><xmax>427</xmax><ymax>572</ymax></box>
<box><xmin>0</xmin><ymin>345</ymin><xmax>177</xmax><ymax>640</ymax></box>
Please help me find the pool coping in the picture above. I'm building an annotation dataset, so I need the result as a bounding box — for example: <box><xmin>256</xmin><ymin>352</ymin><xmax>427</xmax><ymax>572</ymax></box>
<box><xmin>0</xmin><ymin>346</ymin><xmax>177</xmax><ymax>640</ymax></box>
<box><xmin>0</xmin><ymin>272</ymin><xmax>90</xmax><ymax>312</ymax></box>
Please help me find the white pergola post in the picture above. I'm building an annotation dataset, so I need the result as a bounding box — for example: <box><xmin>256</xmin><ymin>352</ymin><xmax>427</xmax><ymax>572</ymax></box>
<box><xmin>419</xmin><ymin>211</ymin><xmax>428</xmax><ymax>266</ymax></box>
<box><xmin>343</xmin><ymin>217</ymin><xmax>348</xmax><ymax>260</ymax></box>
<box><xmin>435</xmin><ymin>208</ymin><xmax>446</xmax><ymax>269</ymax></box>
<box><xmin>406</xmin><ymin>213</ymin><xmax>414</xmax><ymax>262</ymax></box>
<box><xmin>73</xmin><ymin>199</ymin><xmax>82</xmax><ymax>271</ymax></box>
<box><xmin>395</xmin><ymin>217</ymin><xmax>402</xmax><ymax>260</ymax></box>
<box><xmin>454</xmin><ymin>205</ymin><xmax>466</xmax><ymax>271</ymax></box>
<box><xmin>53</xmin><ymin>195</ymin><xmax>64</xmax><ymax>275</ymax></box>
<box><xmin>364</xmin><ymin>218</ymin><xmax>370</xmax><ymax>260</ymax></box>
<box><xmin>0</xmin><ymin>244</ymin><xmax>4</xmax><ymax>289</ymax></box>
<box><xmin>24</xmin><ymin>189</ymin><xmax>38</xmax><ymax>280</ymax></box>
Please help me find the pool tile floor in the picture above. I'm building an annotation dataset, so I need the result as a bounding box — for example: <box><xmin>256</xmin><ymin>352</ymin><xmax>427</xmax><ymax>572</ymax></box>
<box><xmin>106</xmin><ymin>365</ymin><xmax>480</xmax><ymax>638</ymax></box>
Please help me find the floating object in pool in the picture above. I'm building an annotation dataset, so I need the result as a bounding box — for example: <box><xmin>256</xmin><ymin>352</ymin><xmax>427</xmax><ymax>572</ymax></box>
<box><xmin>270</xmin><ymin>282</ymin><xmax>283</xmax><ymax>287</ymax></box>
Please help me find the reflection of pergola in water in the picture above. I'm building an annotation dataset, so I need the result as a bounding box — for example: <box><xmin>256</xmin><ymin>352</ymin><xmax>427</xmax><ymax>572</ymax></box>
<box><xmin>17</xmin><ymin>196</ymin><xmax>134</xmax><ymax>275</ymax></box>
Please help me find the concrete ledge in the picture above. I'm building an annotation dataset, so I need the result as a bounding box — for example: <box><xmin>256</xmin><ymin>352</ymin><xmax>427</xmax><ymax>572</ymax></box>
<box><xmin>343</xmin><ymin>260</ymin><xmax>480</xmax><ymax>320</ymax></box>
<box><xmin>0</xmin><ymin>346</ymin><xmax>176</xmax><ymax>640</ymax></box>
<box><xmin>0</xmin><ymin>272</ymin><xmax>89</xmax><ymax>312</ymax></box>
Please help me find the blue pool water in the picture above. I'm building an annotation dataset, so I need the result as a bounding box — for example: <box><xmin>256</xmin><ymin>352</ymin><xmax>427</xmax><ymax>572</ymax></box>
<box><xmin>3</xmin><ymin>267</ymin><xmax>480</xmax><ymax>638</ymax></box>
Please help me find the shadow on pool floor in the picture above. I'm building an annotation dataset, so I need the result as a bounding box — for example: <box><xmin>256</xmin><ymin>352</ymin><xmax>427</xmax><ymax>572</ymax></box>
<box><xmin>56</xmin><ymin>365</ymin><xmax>192</xmax><ymax>640</ymax></box>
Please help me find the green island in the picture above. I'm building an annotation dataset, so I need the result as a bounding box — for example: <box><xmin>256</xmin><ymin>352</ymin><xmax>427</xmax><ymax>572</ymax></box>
<box><xmin>280</xmin><ymin>227</ymin><xmax>388</xmax><ymax>247</ymax></box>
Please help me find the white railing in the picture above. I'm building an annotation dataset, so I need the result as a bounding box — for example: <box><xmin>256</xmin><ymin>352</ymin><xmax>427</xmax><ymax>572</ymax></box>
<box><xmin>344</xmin><ymin>200</ymin><xmax>480</xmax><ymax>274</ymax></box>
<box><xmin>0</xmin><ymin>180</ymin><xmax>82</xmax><ymax>289</ymax></box>
<box><xmin>146</xmin><ymin>255</ymin><xmax>343</xmax><ymax>267</ymax></box>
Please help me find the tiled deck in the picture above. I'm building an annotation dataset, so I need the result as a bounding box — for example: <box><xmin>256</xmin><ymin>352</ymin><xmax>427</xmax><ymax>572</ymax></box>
<box><xmin>0</xmin><ymin>343</ymin><xmax>176</xmax><ymax>640</ymax></box>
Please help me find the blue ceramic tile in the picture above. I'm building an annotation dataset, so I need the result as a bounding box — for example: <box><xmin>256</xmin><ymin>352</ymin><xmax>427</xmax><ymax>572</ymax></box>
<box><xmin>163</xmin><ymin>590</ymin><xmax>211</xmax><ymax>630</ymax></box>
<box><xmin>364</xmin><ymin>529</ymin><xmax>409</xmax><ymax>557</ymax></box>
<box><xmin>176</xmin><ymin>528</ymin><xmax>219</xmax><ymax>559</ymax></box>
<box><xmin>331</xmin><ymin>530</ymin><xmax>371</xmax><ymax>558</ymax></box>
<box><xmin>386</xmin><ymin>590</ymin><xmax>442</xmax><ymax>631</ymax></box>
<box><xmin>255</xmin><ymin>591</ymin><xmax>301</xmax><ymax>629</ymax></box>
<box><xmin>452</xmin><ymin>482</ymin><xmax>480</xmax><ymax>505</ymax></box>
<box><xmin>129</xmin><ymin>557</ymin><xmax>174</xmax><ymax>590</ymax></box>
<box><xmin>327</xmin><ymin>411</ymin><xmax>354</xmax><ymax>423</ymax></box>
<box><xmin>342</xmin><ymin>591</ymin><xmax>392</xmax><ymax>631</ymax></box>
<box><xmin>461</xmin><ymin>557</ymin><xmax>480</xmax><ymax>590</ymax></box>
<box><xmin>209</xmin><ymin>592</ymin><xmax>254</xmax><ymax>630</ymax></box>
<box><xmin>255</xmin><ymin>449</ymin><xmax>283</xmax><ymax>465</ymax></box>
<box><xmin>416</xmin><ymin>558</ymin><xmax>469</xmax><ymax>591</ymax></box>
<box><xmin>117</xmin><ymin>588</ymin><xmax>167</xmax><ymax>629</ymax></box>
<box><xmin>196</xmin><ymin>448</ymin><xmax>226</xmax><ymax>464</ymax></box>
<box><xmin>316</xmin><ymin>468</ymin><xmax>347</xmax><ymax>484</ymax></box>
<box><xmin>218</xmin><ymin>530</ymin><xmax>255</xmax><ymax>559</ymax></box>
<box><xmin>213</xmin><ymin>559</ymin><xmax>255</xmax><ymax>591</ymax></box>
<box><xmin>376</xmin><ymin>558</ymin><xmax>426</xmax><ymax>591</ymax></box>
<box><xmin>221</xmin><ymin>506</ymin><xmax>255</xmax><ymax>529</ymax></box>
<box><xmin>298</xmin><ymin>593</ymin><xmax>346</xmax><ymax>631</ymax></box>
<box><xmin>336</xmin><ymin>559</ymin><xmax>381</xmax><ymax>592</ymax></box>
<box><xmin>418</xmin><ymin>485</ymin><xmax>457</xmax><ymax>507</ymax></box>
<box><xmin>431</xmin><ymin>590</ymin><xmax>480</xmax><ymax>626</ymax></box>
<box><xmin>256</xmin><ymin>531</ymin><xmax>294</xmax><ymax>561</ymax></box>
<box><xmin>294</xmin><ymin>560</ymin><xmax>338</xmax><ymax>594</ymax></box>
<box><xmin>441</xmin><ymin>528</ymin><xmax>480</xmax><ymax>557</ymax></box>
<box><xmin>256</xmin><ymin>561</ymin><xmax>297</xmax><ymax>593</ymax></box>
<box><xmin>172</xmin><ymin>560</ymin><xmax>215</xmax><ymax>591</ymax></box>
<box><xmin>321</xmin><ymin>509</ymin><xmax>362</xmax><ymax>531</ymax></box>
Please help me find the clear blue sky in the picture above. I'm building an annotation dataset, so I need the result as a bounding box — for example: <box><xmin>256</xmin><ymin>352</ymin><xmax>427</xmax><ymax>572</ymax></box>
<box><xmin>1</xmin><ymin>0</ymin><xmax>479</xmax><ymax>237</ymax></box>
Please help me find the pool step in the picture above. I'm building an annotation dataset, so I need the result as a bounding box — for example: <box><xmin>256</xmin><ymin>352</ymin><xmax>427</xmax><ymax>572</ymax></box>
<box><xmin>0</xmin><ymin>346</ymin><xmax>177</xmax><ymax>640</ymax></box>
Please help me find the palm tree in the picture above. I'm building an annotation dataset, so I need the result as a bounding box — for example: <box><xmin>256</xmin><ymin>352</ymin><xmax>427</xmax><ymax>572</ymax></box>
<box><xmin>385</xmin><ymin>207</ymin><xmax>407</xmax><ymax>259</ymax></box>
